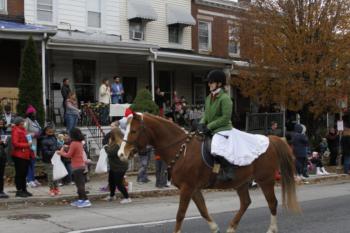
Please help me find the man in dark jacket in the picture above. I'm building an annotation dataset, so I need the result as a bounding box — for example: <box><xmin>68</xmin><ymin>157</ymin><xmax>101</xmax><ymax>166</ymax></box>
<box><xmin>291</xmin><ymin>124</ymin><xmax>309</xmax><ymax>178</ymax></box>
<box><xmin>61</xmin><ymin>79</ymin><xmax>71</xmax><ymax>115</ymax></box>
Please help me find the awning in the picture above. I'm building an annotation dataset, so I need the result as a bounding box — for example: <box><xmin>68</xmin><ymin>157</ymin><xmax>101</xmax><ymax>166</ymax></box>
<box><xmin>47</xmin><ymin>30</ymin><xmax>159</xmax><ymax>55</ymax></box>
<box><xmin>167</xmin><ymin>5</ymin><xmax>196</xmax><ymax>26</ymax></box>
<box><xmin>128</xmin><ymin>0</ymin><xmax>157</xmax><ymax>21</ymax></box>
<box><xmin>148</xmin><ymin>51</ymin><xmax>233</xmax><ymax>68</ymax></box>
<box><xmin>0</xmin><ymin>20</ymin><xmax>56</xmax><ymax>40</ymax></box>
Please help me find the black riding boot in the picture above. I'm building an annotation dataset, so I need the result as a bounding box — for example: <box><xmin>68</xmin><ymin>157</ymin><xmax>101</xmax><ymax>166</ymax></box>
<box><xmin>216</xmin><ymin>156</ymin><xmax>235</xmax><ymax>181</ymax></box>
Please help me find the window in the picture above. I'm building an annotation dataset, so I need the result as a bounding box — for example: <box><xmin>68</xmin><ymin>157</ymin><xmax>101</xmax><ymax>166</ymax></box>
<box><xmin>198</xmin><ymin>21</ymin><xmax>211</xmax><ymax>51</ymax></box>
<box><xmin>0</xmin><ymin>0</ymin><xmax>7</xmax><ymax>14</ymax></box>
<box><xmin>87</xmin><ymin>0</ymin><xmax>101</xmax><ymax>28</ymax></box>
<box><xmin>169</xmin><ymin>24</ymin><xmax>182</xmax><ymax>44</ymax></box>
<box><xmin>129</xmin><ymin>19</ymin><xmax>144</xmax><ymax>40</ymax></box>
<box><xmin>228</xmin><ymin>24</ymin><xmax>240</xmax><ymax>56</ymax></box>
<box><xmin>37</xmin><ymin>0</ymin><xmax>53</xmax><ymax>22</ymax></box>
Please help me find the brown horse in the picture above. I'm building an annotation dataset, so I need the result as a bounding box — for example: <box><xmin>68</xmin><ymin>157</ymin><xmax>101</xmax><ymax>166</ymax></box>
<box><xmin>118</xmin><ymin>113</ymin><xmax>300</xmax><ymax>233</ymax></box>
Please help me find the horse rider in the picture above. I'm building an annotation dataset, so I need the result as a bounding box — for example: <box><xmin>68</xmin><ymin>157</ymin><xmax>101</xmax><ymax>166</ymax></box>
<box><xmin>198</xmin><ymin>69</ymin><xmax>234</xmax><ymax>181</ymax></box>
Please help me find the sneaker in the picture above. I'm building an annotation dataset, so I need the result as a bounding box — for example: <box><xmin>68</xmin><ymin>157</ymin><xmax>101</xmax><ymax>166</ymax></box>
<box><xmin>70</xmin><ymin>182</ymin><xmax>75</xmax><ymax>185</ymax></box>
<box><xmin>15</xmin><ymin>191</ymin><xmax>28</xmax><ymax>198</ymax></box>
<box><xmin>28</xmin><ymin>181</ymin><xmax>37</xmax><ymax>188</ymax></box>
<box><xmin>165</xmin><ymin>181</ymin><xmax>171</xmax><ymax>187</ymax></box>
<box><xmin>24</xmin><ymin>190</ymin><xmax>33</xmax><ymax>197</ymax></box>
<box><xmin>77</xmin><ymin>200</ymin><xmax>92</xmax><ymax>208</ymax></box>
<box><xmin>54</xmin><ymin>188</ymin><xmax>61</xmax><ymax>195</ymax></box>
<box><xmin>49</xmin><ymin>189</ymin><xmax>56</xmax><ymax>197</ymax></box>
<box><xmin>0</xmin><ymin>192</ymin><xmax>9</xmax><ymax>198</ymax></box>
<box><xmin>70</xmin><ymin>200</ymin><xmax>83</xmax><ymax>207</ymax></box>
<box><xmin>104</xmin><ymin>196</ymin><xmax>116</xmax><ymax>201</ymax></box>
<box><xmin>34</xmin><ymin>180</ymin><xmax>41</xmax><ymax>186</ymax></box>
<box><xmin>58</xmin><ymin>182</ymin><xmax>63</xmax><ymax>187</ymax></box>
<box><xmin>120</xmin><ymin>198</ymin><xmax>132</xmax><ymax>204</ymax></box>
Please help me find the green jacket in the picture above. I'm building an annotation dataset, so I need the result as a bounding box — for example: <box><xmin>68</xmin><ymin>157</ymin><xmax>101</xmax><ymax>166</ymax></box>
<box><xmin>200</xmin><ymin>89</ymin><xmax>233</xmax><ymax>134</ymax></box>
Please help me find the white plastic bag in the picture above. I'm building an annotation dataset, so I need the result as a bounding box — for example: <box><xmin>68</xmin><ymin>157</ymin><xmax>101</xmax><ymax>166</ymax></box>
<box><xmin>51</xmin><ymin>152</ymin><xmax>68</xmax><ymax>181</ymax></box>
<box><xmin>95</xmin><ymin>147</ymin><xmax>108</xmax><ymax>174</ymax></box>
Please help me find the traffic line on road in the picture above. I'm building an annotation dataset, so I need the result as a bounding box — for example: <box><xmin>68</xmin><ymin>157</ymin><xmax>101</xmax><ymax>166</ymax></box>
<box><xmin>68</xmin><ymin>216</ymin><xmax>203</xmax><ymax>233</ymax></box>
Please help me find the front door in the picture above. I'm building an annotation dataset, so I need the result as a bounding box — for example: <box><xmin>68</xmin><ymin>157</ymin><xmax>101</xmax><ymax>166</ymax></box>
<box><xmin>122</xmin><ymin>77</ymin><xmax>137</xmax><ymax>103</ymax></box>
<box><xmin>158</xmin><ymin>71</ymin><xmax>173</xmax><ymax>103</ymax></box>
<box><xmin>73</xmin><ymin>60</ymin><xmax>96</xmax><ymax>104</ymax></box>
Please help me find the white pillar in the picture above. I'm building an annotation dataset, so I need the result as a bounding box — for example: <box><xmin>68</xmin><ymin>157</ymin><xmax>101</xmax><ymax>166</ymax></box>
<box><xmin>151</xmin><ymin>60</ymin><xmax>155</xmax><ymax>101</ymax></box>
<box><xmin>41</xmin><ymin>35</ymin><xmax>47</xmax><ymax>120</ymax></box>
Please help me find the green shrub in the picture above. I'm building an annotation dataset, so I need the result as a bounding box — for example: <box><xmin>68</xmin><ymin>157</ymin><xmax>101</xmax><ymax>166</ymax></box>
<box><xmin>131</xmin><ymin>89</ymin><xmax>159</xmax><ymax>115</ymax></box>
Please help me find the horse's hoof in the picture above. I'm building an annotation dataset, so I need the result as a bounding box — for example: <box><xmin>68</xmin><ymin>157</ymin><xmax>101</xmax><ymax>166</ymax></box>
<box><xmin>226</xmin><ymin>227</ymin><xmax>235</xmax><ymax>233</ymax></box>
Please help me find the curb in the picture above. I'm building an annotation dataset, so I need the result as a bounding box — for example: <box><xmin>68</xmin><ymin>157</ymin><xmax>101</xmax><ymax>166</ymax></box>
<box><xmin>1</xmin><ymin>174</ymin><xmax>349</xmax><ymax>209</ymax></box>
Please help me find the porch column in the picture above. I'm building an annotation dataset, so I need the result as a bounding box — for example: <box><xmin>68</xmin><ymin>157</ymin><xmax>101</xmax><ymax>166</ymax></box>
<box><xmin>151</xmin><ymin>60</ymin><xmax>155</xmax><ymax>101</ymax></box>
<box><xmin>41</xmin><ymin>34</ymin><xmax>47</xmax><ymax>119</ymax></box>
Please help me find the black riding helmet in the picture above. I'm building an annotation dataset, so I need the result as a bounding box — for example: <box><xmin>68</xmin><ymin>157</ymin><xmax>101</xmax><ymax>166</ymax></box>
<box><xmin>206</xmin><ymin>69</ymin><xmax>226</xmax><ymax>85</ymax></box>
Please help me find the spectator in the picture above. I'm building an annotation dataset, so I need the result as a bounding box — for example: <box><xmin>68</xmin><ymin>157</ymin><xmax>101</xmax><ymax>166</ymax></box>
<box><xmin>11</xmin><ymin>117</ymin><xmax>33</xmax><ymax>198</ymax></box>
<box><xmin>137</xmin><ymin>146</ymin><xmax>152</xmax><ymax>184</ymax></box>
<box><xmin>41</xmin><ymin>126</ymin><xmax>60</xmax><ymax>196</ymax></box>
<box><xmin>319</xmin><ymin>138</ymin><xmax>329</xmax><ymax>156</ymax></box>
<box><xmin>155</xmin><ymin>87</ymin><xmax>165</xmax><ymax>117</ymax></box>
<box><xmin>24</xmin><ymin>105</ymin><xmax>42</xmax><ymax>188</ymax></box>
<box><xmin>104</xmin><ymin>128</ymin><xmax>131</xmax><ymax>203</ymax></box>
<box><xmin>326</xmin><ymin>127</ymin><xmax>339</xmax><ymax>166</ymax></box>
<box><xmin>341</xmin><ymin>124</ymin><xmax>350</xmax><ymax>175</ymax></box>
<box><xmin>155</xmin><ymin>154</ymin><xmax>167</xmax><ymax>188</ymax></box>
<box><xmin>57</xmin><ymin>132</ymin><xmax>73</xmax><ymax>185</ymax></box>
<box><xmin>309</xmin><ymin>152</ymin><xmax>329</xmax><ymax>175</ymax></box>
<box><xmin>0</xmin><ymin>119</ymin><xmax>9</xmax><ymax>198</ymax></box>
<box><xmin>1</xmin><ymin>104</ymin><xmax>16</xmax><ymax>134</ymax></box>
<box><xmin>98</xmin><ymin>79</ymin><xmax>111</xmax><ymax>125</ymax></box>
<box><xmin>267</xmin><ymin>121</ymin><xmax>280</xmax><ymax>136</ymax></box>
<box><xmin>291</xmin><ymin>124</ymin><xmax>309</xmax><ymax>179</ymax></box>
<box><xmin>65</xmin><ymin>92</ymin><xmax>80</xmax><ymax>133</ymax></box>
<box><xmin>111</xmin><ymin>76</ymin><xmax>124</xmax><ymax>104</ymax></box>
<box><xmin>57</xmin><ymin>128</ymin><xmax>91</xmax><ymax>208</ymax></box>
<box><xmin>61</xmin><ymin>78</ymin><xmax>71</xmax><ymax>116</ymax></box>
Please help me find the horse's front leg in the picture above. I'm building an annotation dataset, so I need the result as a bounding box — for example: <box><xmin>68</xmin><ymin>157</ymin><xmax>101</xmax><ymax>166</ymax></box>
<box><xmin>227</xmin><ymin>183</ymin><xmax>251</xmax><ymax>233</ymax></box>
<box><xmin>192</xmin><ymin>190</ymin><xmax>220</xmax><ymax>233</ymax></box>
<box><xmin>173</xmin><ymin>185</ymin><xmax>194</xmax><ymax>233</ymax></box>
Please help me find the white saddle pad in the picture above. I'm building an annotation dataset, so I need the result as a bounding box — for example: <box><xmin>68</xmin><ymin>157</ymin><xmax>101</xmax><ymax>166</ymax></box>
<box><xmin>211</xmin><ymin>128</ymin><xmax>269</xmax><ymax>166</ymax></box>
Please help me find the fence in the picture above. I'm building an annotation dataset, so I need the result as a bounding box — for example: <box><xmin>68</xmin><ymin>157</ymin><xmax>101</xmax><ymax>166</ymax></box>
<box><xmin>245</xmin><ymin>112</ymin><xmax>285</xmax><ymax>136</ymax></box>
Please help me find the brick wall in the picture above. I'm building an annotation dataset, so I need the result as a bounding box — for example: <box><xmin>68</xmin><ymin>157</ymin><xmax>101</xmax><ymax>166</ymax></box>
<box><xmin>0</xmin><ymin>0</ymin><xmax>24</xmax><ymax>22</ymax></box>
<box><xmin>192</xmin><ymin>1</ymin><xmax>244</xmax><ymax>58</ymax></box>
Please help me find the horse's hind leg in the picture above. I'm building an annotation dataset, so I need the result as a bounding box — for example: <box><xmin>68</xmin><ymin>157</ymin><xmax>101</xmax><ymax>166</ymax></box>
<box><xmin>227</xmin><ymin>183</ymin><xmax>251</xmax><ymax>233</ymax></box>
<box><xmin>192</xmin><ymin>190</ymin><xmax>220</xmax><ymax>233</ymax></box>
<box><xmin>259</xmin><ymin>181</ymin><xmax>278</xmax><ymax>233</ymax></box>
<box><xmin>173</xmin><ymin>186</ymin><xmax>194</xmax><ymax>233</ymax></box>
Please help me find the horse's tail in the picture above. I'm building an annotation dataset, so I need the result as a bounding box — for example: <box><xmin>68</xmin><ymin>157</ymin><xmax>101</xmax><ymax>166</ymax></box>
<box><xmin>270</xmin><ymin>136</ymin><xmax>301</xmax><ymax>213</ymax></box>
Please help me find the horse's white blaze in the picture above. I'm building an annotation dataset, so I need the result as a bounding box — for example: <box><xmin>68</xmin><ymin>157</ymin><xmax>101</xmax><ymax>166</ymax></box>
<box><xmin>118</xmin><ymin>116</ymin><xmax>132</xmax><ymax>158</ymax></box>
<box><xmin>266</xmin><ymin>215</ymin><xmax>278</xmax><ymax>233</ymax></box>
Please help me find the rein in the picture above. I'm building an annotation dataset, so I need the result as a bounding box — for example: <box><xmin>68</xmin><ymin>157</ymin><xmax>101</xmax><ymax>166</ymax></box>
<box><xmin>123</xmin><ymin>116</ymin><xmax>196</xmax><ymax>169</ymax></box>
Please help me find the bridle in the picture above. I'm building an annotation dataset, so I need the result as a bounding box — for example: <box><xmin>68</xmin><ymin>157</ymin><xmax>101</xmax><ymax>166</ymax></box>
<box><xmin>122</xmin><ymin>116</ymin><xmax>193</xmax><ymax>157</ymax></box>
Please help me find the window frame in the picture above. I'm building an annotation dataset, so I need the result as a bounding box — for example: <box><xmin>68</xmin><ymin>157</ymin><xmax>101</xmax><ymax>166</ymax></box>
<box><xmin>129</xmin><ymin>19</ymin><xmax>145</xmax><ymax>41</ymax></box>
<box><xmin>228</xmin><ymin>24</ymin><xmax>240</xmax><ymax>57</ymax></box>
<box><xmin>87</xmin><ymin>0</ymin><xmax>102</xmax><ymax>29</ymax></box>
<box><xmin>0</xmin><ymin>0</ymin><xmax>7</xmax><ymax>15</ymax></box>
<box><xmin>36</xmin><ymin>0</ymin><xmax>56</xmax><ymax>24</ymax></box>
<box><xmin>168</xmin><ymin>24</ymin><xmax>183</xmax><ymax>45</ymax></box>
<box><xmin>198</xmin><ymin>20</ymin><xmax>212</xmax><ymax>52</ymax></box>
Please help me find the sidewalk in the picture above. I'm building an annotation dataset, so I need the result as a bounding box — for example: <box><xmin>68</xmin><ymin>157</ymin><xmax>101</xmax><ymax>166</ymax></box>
<box><xmin>0</xmin><ymin>173</ymin><xmax>349</xmax><ymax>209</ymax></box>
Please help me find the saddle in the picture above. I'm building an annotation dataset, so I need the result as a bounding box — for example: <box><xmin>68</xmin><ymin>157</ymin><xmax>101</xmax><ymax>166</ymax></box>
<box><xmin>201</xmin><ymin>136</ymin><xmax>235</xmax><ymax>182</ymax></box>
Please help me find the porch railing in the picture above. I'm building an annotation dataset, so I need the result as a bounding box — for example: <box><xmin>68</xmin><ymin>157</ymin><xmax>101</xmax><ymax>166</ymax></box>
<box><xmin>81</xmin><ymin>104</ymin><xmax>106</xmax><ymax>150</ymax></box>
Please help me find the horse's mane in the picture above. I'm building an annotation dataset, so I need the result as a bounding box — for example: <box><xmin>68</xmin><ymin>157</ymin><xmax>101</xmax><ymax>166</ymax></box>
<box><xmin>143</xmin><ymin>113</ymin><xmax>186</xmax><ymax>133</ymax></box>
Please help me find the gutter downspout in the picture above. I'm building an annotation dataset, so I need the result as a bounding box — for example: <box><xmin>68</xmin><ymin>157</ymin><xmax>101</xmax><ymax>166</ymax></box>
<box><xmin>150</xmin><ymin>48</ymin><xmax>158</xmax><ymax>101</ymax></box>
<box><xmin>42</xmin><ymin>33</ymin><xmax>47</xmax><ymax>121</ymax></box>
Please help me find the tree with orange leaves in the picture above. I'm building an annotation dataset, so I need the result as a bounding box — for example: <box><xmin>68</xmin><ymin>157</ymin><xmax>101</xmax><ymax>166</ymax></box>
<box><xmin>234</xmin><ymin>0</ymin><xmax>350</xmax><ymax>117</ymax></box>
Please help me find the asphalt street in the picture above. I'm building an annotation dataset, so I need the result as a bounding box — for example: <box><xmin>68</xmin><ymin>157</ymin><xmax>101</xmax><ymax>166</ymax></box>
<box><xmin>72</xmin><ymin>195</ymin><xmax>350</xmax><ymax>233</ymax></box>
<box><xmin>1</xmin><ymin>180</ymin><xmax>350</xmax><ymax>233</ymax></box>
